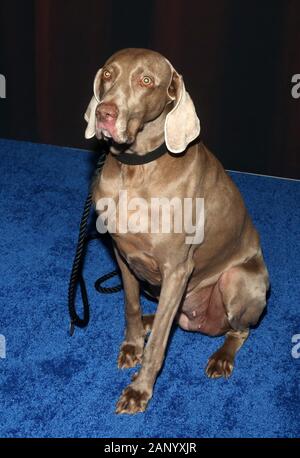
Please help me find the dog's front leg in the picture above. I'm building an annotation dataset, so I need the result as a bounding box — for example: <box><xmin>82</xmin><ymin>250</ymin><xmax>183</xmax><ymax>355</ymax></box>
<box><xmin>114</xmin><ymin>247</ymin><xmax>145</xmax><ymax>369</ymax></box>
<box><xmin>116</xmin><ymin>258</ymin><xmax>194</xmax><ymax>414</ymax></box>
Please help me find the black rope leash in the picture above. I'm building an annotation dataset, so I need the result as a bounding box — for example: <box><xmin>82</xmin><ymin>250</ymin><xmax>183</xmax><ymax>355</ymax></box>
<box><xmin>68</xmin><ymin>152</ymin><xmax>122</xmax><ymax>336</ymax></box>
<box><xmin>67</xmin><ymin>142</ymin><xmax>168</xmax><ymax>335</ymax></box>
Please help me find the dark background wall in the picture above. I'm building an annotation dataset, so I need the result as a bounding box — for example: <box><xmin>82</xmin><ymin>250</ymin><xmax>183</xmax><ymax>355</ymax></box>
<box><xmin>0</xmin><ymin>0</ymin><xmax>299</xmax><ymax>178</ymax></box>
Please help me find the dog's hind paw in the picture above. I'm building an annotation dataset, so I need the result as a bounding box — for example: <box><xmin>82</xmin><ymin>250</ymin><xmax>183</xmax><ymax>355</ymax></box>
<box><xmin>205</xmin><ymin>352</ymin><xmax>234</xmax><ymax>379</ymax></box>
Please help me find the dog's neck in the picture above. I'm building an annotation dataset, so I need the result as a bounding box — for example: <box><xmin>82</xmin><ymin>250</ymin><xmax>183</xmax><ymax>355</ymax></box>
<box><xmin>130</xmin><ymin>107</ymin><xmax>169</xmax><ymax>154</ymax></box>
<box><xmin>109</xmin><ymin>104</ymin><xmax>172</xmax><ymax>156</ymax></box>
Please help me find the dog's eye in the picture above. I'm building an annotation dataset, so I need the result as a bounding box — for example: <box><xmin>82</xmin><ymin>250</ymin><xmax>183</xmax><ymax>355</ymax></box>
<box><xmin>141</xmin><ymin>76</ymin><xmax>153</xmax><ymax>87</ymax></box>
<box><xmin>103</xmin><ymin>70</ymin><xmax>112</xmax><ymax>80</ymax></box>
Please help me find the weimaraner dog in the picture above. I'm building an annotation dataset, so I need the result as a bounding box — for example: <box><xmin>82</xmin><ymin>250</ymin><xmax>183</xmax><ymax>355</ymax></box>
<box><xmin>85</xmin><ymin>48</ymin><xmax>269</xmax><ymax>414</ymax></box>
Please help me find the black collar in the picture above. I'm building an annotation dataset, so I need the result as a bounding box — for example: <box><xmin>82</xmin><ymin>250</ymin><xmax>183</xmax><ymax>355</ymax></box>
<box><xmin>112</xmin><ymin>142</ymin><xmax>168</xmax><ymax>165</ymax></box>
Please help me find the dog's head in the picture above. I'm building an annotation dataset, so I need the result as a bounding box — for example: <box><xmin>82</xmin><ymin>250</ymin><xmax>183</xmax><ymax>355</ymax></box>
<box><xmin>85</xmin><ymin>48</ymin><xmax>200</xmax><ymax>153</ymax></box>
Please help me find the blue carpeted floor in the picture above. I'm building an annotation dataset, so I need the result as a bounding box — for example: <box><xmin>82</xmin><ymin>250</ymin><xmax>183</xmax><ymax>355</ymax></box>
<box><xmin>0</xmin><ymin>138</ymin><xmax>299</xmax><ymax>438</ymax></box>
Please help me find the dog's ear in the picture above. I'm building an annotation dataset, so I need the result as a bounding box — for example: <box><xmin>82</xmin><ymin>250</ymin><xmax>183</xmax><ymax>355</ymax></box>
<box><xmin>164</xmin><ymin>63</ymin><xmax>200</xmax><ymax>153</ymax></box>
<box><xmin>84</xmin><ymin>68</ymin><xmax>102</xmax><ymax>139</ymax></box>
<box><xmin>84</xmin><ymin>96</ymin><xmax>98</xmax><ymax>139</ymax></box>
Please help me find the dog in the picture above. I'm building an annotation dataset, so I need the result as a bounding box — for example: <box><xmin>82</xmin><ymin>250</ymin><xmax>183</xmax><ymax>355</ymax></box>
<box><xmin>84</xmin><ymin>48</ymin><xmax>269</xmax><ymax>414</ymax></box>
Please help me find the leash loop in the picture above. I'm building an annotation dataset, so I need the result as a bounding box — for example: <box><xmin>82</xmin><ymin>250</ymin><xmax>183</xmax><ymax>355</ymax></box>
<box><xmin>67</xmin><ymin>152</ymin><xmax>122</xmax><ymax>335</ymax></box>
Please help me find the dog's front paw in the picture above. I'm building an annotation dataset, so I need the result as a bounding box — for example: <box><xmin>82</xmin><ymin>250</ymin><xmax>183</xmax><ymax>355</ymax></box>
<box><xmin>118</xmin><ymin>342</ymin><xmax>143</xmax><ymax>369</ymax></box>
<box><xmin>205</xmin><ymin>351</ymin><xmax>234</xmax><ymax>379</ymax></box>
<box><xmin>116</xmin><ymin>385</ymin><xmax>151</xmax><ymax>414</ymax></box>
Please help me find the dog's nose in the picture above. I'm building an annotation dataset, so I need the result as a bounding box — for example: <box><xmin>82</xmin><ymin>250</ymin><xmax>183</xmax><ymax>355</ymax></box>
<box><xmin>96</xmin><ymin>103</ymin><xmax>119</xmax><ymax>122</ymax></box>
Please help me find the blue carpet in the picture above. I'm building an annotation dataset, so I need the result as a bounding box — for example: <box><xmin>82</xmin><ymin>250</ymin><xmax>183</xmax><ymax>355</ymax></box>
<box><xmin>0</xmin><ymin>138</ymin><xmax>299</xmax><ymax>438</ymax></box>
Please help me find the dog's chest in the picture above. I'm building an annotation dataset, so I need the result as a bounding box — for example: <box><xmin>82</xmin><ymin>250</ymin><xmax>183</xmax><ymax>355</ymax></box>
<box><xmin>116</xmin><ymin>235</ymin><xmax>162</xmax><ymax>285</ymax></box>
<box><xmin>94</xmin><ymin>164</ymin><xmax>163</xmax><ymax>284</ymax></box>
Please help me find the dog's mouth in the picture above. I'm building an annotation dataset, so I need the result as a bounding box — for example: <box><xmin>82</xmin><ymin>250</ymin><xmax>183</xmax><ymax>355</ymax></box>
<box><xmin>96</xmin><ymin>112</ymin><xmax>143</xmax><ymax>145</ymax></box>
<box><xmin>98</xmin><ymin>125</ymin><xmax>135</xmax><ymax>145</ymax></box>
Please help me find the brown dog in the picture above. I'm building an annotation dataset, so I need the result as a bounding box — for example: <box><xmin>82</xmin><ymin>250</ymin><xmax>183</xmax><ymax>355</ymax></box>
<box><xmin>85</xmin><ymin>48</ymin><xmax>269</xmax><ymax>414</ymax></box>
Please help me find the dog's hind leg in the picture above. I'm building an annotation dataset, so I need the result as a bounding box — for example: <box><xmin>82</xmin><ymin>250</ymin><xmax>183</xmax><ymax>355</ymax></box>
<box><xmin>206</xmin><ymin>254</ymin><xmax>269</xmax><ymax>379</ymax></box>
<box><xmin>206</xmin><ymin>329</ymin><xmax>249</xmax><ymax>378</ymax></box>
